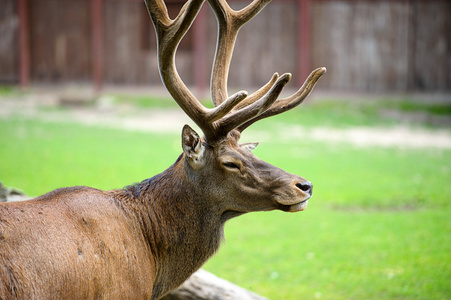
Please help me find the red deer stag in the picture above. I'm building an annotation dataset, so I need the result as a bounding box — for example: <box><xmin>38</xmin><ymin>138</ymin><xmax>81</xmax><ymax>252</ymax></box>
<box><xmin>0</xmin><ymin>0</ymin><xmax>325</xmax><ymax>299</ymax></box>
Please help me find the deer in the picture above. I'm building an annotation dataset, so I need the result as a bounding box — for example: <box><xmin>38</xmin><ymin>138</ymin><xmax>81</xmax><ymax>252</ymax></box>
<box><xmin>0</xmin><ymin>0</ymin><xmax>325</xmax><ymax>299</ymax></box>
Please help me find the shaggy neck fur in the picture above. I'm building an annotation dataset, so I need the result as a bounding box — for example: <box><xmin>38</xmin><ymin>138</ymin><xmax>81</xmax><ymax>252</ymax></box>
<box><xmin>113</xmin><ymin>158</ymin><xmax>223</xmax><ymax>299</ymax></box>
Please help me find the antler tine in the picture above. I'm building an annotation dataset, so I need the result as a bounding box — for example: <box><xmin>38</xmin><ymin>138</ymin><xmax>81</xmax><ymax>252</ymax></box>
<box><xmin>216</xmin><ymin>73</ymin><xmax>291</xmax><ymax>136</ymax></box>
<box><xmin>237</xmin><ymin>67</ymin><xmax>327</xmax><ymax>132</ymax></box>
<box><xmin>232</xmin><ymin>72</ymin><xmax>280</xmax><ymax>111</ymax></box>
<box><xmin>145</xmin><ymin>0</ymin><xmax>212</xmax><ymax>130</ymax></box>
<box><xmin>208</xmin><ymin>91</ymin><xmax>248</xmax><ymax>122</ymax></box>
<box><xmin>208</xmin><ymin>0</ymin><xmax>272</xmax><ymax>106</ymax></box>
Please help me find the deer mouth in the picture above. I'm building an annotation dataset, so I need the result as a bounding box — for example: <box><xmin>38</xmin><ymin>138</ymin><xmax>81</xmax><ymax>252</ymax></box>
<box><xmin>278</xmin><ymin>199</ymin><xmax>309</xmax><ymax>212</ymax></box>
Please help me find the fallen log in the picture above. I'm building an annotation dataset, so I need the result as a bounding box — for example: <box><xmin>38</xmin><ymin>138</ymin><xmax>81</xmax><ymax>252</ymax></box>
<box><xmin>0</xmin><ymin>182</ymin><xmax>29</xmax><ymax>202</ymax></box>
<box><xmin>162</xmin><ymin>269</ymin><xmax>268</xmax><ymax>300</ymax></box>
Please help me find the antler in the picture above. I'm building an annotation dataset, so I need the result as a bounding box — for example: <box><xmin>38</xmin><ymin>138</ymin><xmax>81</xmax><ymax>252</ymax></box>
<box><xmin>144</xmin><ymin>0</ymin><xmax>325</xmax><ymax>144</ymax></box>
<box><xmin>208</xmin><ymin>0</ymin><xmax>271</xmax><ymax>106</ymax></box>
<box><xmin>237</xmin><ymin>67</ymin><xmax>326</xmax><ymax>132</ymax></box>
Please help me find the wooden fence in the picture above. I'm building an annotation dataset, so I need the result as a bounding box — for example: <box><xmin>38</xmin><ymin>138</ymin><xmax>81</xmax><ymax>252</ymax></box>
<box><xmin>311</xmin><ymin>0</ymin><xmax>451</xmax><ymax>92</ymax></box>
<box><xmin>0</xmin><ymin>0</ymin><xmax>449</xmax><ymax>92</ymax></box>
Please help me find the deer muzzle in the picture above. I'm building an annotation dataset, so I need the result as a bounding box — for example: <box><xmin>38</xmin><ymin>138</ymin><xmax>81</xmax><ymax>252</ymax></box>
<box><xmin>274</xmin><ymin>179</ymin><xmax>313</xmax><ymax>212</ymax></box>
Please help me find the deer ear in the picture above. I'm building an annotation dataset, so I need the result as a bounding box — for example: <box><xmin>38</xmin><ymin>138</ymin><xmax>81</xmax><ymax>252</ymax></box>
<box><xmin>182</xmin><ymin>125</ymin><xmax>204</xmax><ymax>166</ymax></box>
<box><xmin>240</xmin><ymin>142</ymin><xmax>259</xmax><ymax>152</ymax></box>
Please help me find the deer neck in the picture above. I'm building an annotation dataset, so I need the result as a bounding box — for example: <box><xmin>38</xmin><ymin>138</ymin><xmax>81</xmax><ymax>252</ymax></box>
<box><xmin>116</xmin><ymin>159</ymin><xmax>223</xmax><ymax>299</ymax></box>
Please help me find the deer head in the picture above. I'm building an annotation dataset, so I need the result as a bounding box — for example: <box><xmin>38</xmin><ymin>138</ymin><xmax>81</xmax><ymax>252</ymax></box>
<box><xmin>145</xmin><ymin>0</ymin><xmax>325</xmax><ymax>215</ymax></box>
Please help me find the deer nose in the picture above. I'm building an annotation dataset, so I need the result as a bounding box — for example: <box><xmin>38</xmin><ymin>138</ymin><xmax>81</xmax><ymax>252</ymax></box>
<box><xmin>295</xmin><ymin>181</ymin><xmax>313</xmax><ymax>196</ymax></box>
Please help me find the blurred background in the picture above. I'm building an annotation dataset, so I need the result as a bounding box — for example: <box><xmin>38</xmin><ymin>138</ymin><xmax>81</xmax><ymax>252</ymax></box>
<box><xmin>0</xmin><ymin>0</ymin><xmax>450</xmax><ymax>299</ymax></box>
<box><xmin>1</xmin><ymin>0</ymin><xmax>450</xmax><ymax>93</ymax></box>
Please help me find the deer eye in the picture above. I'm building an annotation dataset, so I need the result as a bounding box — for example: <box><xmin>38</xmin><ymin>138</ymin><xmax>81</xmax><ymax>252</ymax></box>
<box><xmin>223</xmin><ymin>162</ymin><xmax>240</xmax><ymax>170</ymax></box>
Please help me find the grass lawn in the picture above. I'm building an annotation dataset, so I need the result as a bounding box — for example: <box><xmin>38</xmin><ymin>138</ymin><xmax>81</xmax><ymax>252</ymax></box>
<box><xmin>0</xmin><ymin>95</ymin><xmax>450</xmax><ymax>299</ymax></box>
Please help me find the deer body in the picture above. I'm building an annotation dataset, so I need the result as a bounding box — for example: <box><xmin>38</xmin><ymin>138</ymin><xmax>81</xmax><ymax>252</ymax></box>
<box><xmin>0</xmin><ymin>164</ymin><xmax>220</xmax><ymax>299</ymax></box>
<box><xmin>1</xmin><ymin>0</ymin><xmax>325</xmax><ymax>298</ymax></box>
<box><xmin>1</xmin><ymin>130</ymin><xmax>312</xmax><ymax>299</ymax></box>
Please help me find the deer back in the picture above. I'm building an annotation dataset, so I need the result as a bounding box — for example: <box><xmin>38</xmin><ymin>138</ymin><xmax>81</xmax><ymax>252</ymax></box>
<box><xmin>0</xmin><ymin>187</ymin><xmax>155</xmax><ymax>299</ymax></box>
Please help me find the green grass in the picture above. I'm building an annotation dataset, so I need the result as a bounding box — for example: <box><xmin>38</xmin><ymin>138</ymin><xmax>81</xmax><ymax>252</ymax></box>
<box><xmin>205</xmin><ymin>209</ymin><xmax>450</xmax><ymax>300</ymax></box>
<box><xmin>108</xmin><ymin>93</ymin><xmax>179</xmax><ymax>109</ymax></box>
<box><xmin>255</xmin><ymin>141</ymin><xmax>451</xmax><ymax>210</ymax></box>
<box><xmin>104</xmin><ymin>93</ymin><xmax>215</xmax><ymax>110</ymax></box>
<box><xmin>0</xmin><ymin>85</ymin><xmax>16</xmax><ymax>96</ymax></box>
<box><xmin>392</xmin><ymin>101</ymin><xmax>451</xmax><ymax>116</ymax></box>
<box><xmin>1</xmin><ymin>97</ymin><xmax>450</xmax><ymax>299</ymax></box>
<box><xmin>0</xmin><ymin>119</ymin><xmax>180</xmax><ymax>195</ymax></box>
